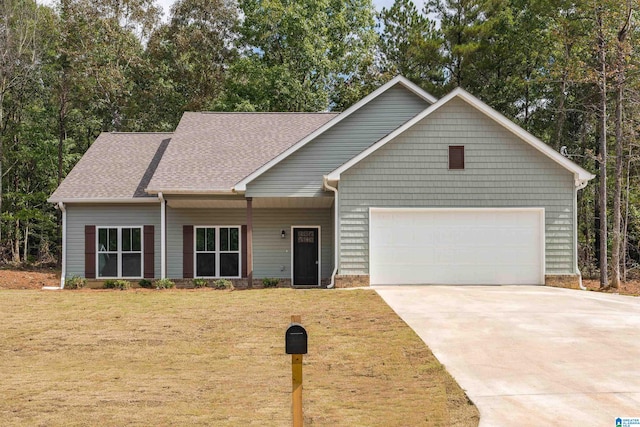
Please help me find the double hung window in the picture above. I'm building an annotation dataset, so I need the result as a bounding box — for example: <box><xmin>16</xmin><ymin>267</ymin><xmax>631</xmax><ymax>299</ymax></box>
<box><xmin>97</xmin><ymin>227</ymin><xmax>142</xmax><ymax>278</ymax></box>
<box><xmin>195</xmin><ymin>226</ymin><xmax>240</xmax><ymax>278</ymax></box>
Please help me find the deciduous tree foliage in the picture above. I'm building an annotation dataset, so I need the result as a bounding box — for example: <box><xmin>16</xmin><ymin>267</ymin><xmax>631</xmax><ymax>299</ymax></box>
<box><xmin>0</xmin><ymin>0</ymin><xmax>40</xmax><ymax>244</ymax></box>
<box><xmin>141</xmin><ymin>0</ymin><xmax>238</xmax><ymax>128</ymax></box>
<box><xmin>221</xmin><ymin>0</ymin><xmax>378</xmax><ymax>111</ymax></box>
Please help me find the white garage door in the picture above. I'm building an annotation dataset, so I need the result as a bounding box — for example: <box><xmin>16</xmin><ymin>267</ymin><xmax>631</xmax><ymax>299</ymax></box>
<box><xmin>369</xmin><ymin>208</ymin><xmax>544</xmax><ymax>285</ymax></box>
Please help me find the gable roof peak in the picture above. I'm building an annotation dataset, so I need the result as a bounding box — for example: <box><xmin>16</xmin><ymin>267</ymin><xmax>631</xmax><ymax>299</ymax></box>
<box><xmin>328</xmin><ymin>85</ymin><xmax>595</xmax><ymax>185</ymax></box>
<box><xmin>386</xmin><ymin>75</ymin><xmax>438</xmax><ymax>104</ymax></box>
<box><xmin>232</xmin><ymin>75</ymin><xmax>437</xmax><ymax>192</ymax></box>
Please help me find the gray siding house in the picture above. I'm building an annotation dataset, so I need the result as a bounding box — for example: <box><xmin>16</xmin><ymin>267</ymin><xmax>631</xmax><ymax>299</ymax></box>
<box><xmin>49</xmin><ymin>76</ymin><xmax>594</xmax><ymax>288</ymax></box>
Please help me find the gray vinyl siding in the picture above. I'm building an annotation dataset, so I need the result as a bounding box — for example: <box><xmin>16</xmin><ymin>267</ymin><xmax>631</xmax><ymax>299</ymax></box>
<box><xmin>166</xmin><ymin>207</ymin><xmax>333</xmax><ymax>279</ymax></box>
<box><xmin>246</xmin><ymin>85</ymin><xmax>430</xmax><ymax>197</ymax></box>
<box><xmin>339</xmin><ymin>98</ymin><xmax>576</xmax><ymax>275</ymax></box>
<box><xmin>65</xmin><ymin>204</ymin><xmax>161</xmax><ymax>278</ymax></box>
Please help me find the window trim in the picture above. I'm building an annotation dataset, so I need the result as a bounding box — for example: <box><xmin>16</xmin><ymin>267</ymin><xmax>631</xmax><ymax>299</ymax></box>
<box><xmin>96</xmin><ymin>226</ymin><xmax>144</xmax><ymax>279</ymax></box>
<box><xmin>194</xmin><ymin>225</ymin><xmax>242</xmax><ymax>279</ymax></box>
<box><xmin>448</xmin><ymin>145</ymin><xmax>465</xmax><ymax>170</ymax></box>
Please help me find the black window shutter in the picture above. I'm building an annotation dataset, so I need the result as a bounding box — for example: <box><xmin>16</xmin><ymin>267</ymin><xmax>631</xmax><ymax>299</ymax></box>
<box><xmin>144</xmin><ymin>225</ymin><xmax>154</xmax><ymax>278</ymax></box>
<box><xmin>183</xmin><ymin>225</ymin><xmax>194</xmax><ymax>278</ymax></box>
<box><xmin>85</xmin><ymin>225</ymin><xmax>96</xmax><ymax>279</ymax></box>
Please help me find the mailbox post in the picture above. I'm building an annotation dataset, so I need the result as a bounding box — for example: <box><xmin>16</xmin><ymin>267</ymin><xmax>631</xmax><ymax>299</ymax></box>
<box><xmin>286</xmin><ymin>315</ymin><xmax>307</xmax><ymax>427</ymax></box>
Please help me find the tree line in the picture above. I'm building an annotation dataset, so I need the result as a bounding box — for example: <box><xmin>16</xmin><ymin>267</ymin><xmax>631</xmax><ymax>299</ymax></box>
<box><xmin>1</xmin><ymin>0</ymin><xmax>638</xmax><ymax>288</ymax></box>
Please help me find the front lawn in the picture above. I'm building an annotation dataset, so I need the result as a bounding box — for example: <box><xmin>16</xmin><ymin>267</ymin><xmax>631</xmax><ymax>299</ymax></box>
<box><xmin>0</xmin><ymin>289</ymin><xmax>478</xmax><ymax>426</ymax></box>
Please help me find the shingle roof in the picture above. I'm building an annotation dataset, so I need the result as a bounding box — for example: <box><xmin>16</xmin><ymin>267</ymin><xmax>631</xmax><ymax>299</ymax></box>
<box><xmin>145</xmin><ymin>112</ymin><xmax>337</xmax><ymax>193</ymax></box>
<box><xmin>48</xmin><ymin>112</ymin><xmax>337</xmax><ymax>201</ymax></box>
<box><xmin>48</xmin><ymin>132</ymin><xmax>171</xmax><ymax>202</ymax></box>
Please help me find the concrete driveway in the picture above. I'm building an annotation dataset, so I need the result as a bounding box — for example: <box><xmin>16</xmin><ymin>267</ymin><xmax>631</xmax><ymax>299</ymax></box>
<box><xmin>375</xmin><ymin>285</ymin><xmax>640</xmax><ymax>426</ymax></box>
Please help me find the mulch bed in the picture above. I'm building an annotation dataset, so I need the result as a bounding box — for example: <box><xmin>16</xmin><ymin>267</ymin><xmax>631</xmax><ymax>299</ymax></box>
<box><xmin>1</xmin><ymin>267</ymin><xmax>639</xmax><ymax>296</ymax></box>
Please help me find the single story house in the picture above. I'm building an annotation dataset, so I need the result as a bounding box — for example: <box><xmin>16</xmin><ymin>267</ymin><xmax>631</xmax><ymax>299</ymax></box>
<box><xmin>48</xmin><ymin>76</ymin><xmax>595</xmax><ymax>289</ymax></box>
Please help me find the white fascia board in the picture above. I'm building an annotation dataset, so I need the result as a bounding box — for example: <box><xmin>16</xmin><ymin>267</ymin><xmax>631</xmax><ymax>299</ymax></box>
<box><xmin>47</xmin><ymin>197</ymin><xmax>160</xmax><ymax>204</ymax></box>
<box><xmin>145</xmin><ymin>188</ymin><xmax>236</xmax><ymax>195</ymax></box>
<box><xmin>328</xmin><ymin>87</ymin><xmax>595</xmax><ymax>185</ymax></box>
<box><xmin>233</xmin><ymin>75</ymin><xmax>437</xmax><ymax>192</ymax></box>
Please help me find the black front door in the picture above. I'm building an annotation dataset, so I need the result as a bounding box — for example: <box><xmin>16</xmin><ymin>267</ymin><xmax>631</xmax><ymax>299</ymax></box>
<box><xmin>293</xmin><ymin>228</ymin><xmax>319</xmax><ymax>286</ymax></box>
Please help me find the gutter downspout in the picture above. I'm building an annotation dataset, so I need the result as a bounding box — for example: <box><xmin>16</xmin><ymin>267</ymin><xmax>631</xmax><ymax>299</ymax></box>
<box><xmin>575</xmin><ymin>181</ymin><xmax>586</xmax><ymax>290</ymax></box>
<box><xmin>59</xmin><ymin>202</ymin><xmax>67</xmax><ymax>289</ymax></box>
<box><xmin>323</xmin><ymin>177</ymin><xmax>338</xmax><ymax>289</ymax></box>
<box><xmin>159</xmin><ymin>192</ymin><xmax>166</xmax><ymax>279</ymax></box>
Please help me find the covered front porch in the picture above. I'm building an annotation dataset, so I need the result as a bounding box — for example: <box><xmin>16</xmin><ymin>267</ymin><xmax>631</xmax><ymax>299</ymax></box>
<box><xmin>161</xmin><ymin>194</ymin><xmax>335</xmax><ymax>288</ymax></box>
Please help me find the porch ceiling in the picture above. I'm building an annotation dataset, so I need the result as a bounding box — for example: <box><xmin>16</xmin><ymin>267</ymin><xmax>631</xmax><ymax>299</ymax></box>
<box><xmin>167</xmin><ymin>196</ymin><xmax>334</xmax><ymax>209</ymax></box>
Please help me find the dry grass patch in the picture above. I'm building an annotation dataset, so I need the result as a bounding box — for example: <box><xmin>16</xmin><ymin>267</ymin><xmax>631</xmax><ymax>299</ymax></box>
<box><xmin>0</xmin><ymin>289</ymin><xmax>478</xmax><ymax>426</ymax></box>
<box><xmin>582</xmin><ymin>279</ymin><xmax>640</xmax><ymax>296</ymax></box>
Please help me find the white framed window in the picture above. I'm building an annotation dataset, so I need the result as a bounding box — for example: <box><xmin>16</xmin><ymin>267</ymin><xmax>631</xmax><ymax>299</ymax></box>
<box><xmin>97</xmin><ymin>226</ymin><xmax>143</xmax><ymax>278</ymax></box>
<box><xmin>195</xmin><ymin>226</ymin><xmax>241</xmax><ymax>278</ymax></box>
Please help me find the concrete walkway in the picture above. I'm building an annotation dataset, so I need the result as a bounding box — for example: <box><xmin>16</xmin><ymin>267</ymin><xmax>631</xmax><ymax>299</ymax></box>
<box><xmin>375</xmin><ymin>285</ymin><xmax>640</xmax><ymax>426</ymax></box>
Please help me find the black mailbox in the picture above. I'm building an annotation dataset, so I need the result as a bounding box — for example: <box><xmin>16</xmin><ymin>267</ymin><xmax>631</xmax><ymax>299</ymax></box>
<box><xmin>285</xmin><ymin>323</ymin><xmax>308</xmax><ymax>354</ymax></box>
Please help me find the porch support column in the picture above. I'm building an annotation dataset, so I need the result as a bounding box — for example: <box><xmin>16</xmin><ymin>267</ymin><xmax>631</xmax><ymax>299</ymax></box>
<box><xmin>246</xmin><ymin>197</ymin><xmax>253</xmax><ymax>288</ymax></box>
<box><xmin>159</xmin><ymin>192</ymin><xmax>166</xmax><ymax>279</ymax></box>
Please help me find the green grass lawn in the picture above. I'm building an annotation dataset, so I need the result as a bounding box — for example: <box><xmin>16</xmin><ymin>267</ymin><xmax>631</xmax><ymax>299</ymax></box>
<box><xmin>0</xmin><ymin>289</ymin><xmax>478</xmax><ymax>426</ymax></box>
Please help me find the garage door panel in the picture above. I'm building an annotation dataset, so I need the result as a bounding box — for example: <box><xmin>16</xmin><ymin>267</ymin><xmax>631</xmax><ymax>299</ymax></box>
<box><xmin>370</xmin><ymin>208</ymin><xmax>544</xmax><ymax>285</ymax></box>
<box><xmin>373</xmin><ymin>263</ymin><xmax>539</xmax><ymax>286</ymax></box>
<box><xmin>467</xmin><ymin>228</ymin><xmax>496</xmax><ymax>244</ymax></box>
<box><xmin>390</xmin><ymin>248</ymin><xmax>417</xmax><ymax>265</ymax></box>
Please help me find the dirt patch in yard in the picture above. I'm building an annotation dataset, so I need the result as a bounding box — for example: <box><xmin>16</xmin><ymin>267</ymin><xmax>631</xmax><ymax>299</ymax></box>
<box><xmin>0</xmin><ymin>267</ymin><xmax>59</xmax><ymax>289</ymax></box>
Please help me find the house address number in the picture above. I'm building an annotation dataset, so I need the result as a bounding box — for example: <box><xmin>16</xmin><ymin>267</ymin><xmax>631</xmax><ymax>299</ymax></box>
<box><xmin>297</xmin><ymin>231</ymin><xmax>315</xmax><ymax>243</ymax></box>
